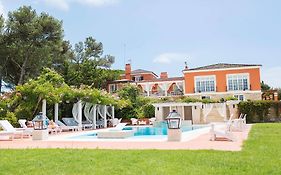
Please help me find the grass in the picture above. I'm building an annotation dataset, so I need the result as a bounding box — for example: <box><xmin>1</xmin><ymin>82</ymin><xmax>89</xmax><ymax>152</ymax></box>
<box><xmin>1</xmin><ymin>123</ymin><xmax>281</xmax><ymax>175</ymax></box>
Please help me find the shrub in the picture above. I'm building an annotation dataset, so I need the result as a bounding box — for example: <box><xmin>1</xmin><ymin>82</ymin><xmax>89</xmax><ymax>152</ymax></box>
<box><xmin>238</xmin><ymin>101</ymin><xmax>276</xmax><ymax>123</ymax></box>
<box><xmin>143</xmin><ymin>104</ymin><xmax>155</xmax><ymax>118</ymax></box>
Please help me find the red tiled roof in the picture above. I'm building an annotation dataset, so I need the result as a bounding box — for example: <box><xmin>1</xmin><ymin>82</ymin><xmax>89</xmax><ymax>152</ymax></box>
<box><xmin>184</xmin><ymin>63</ymin><xmax>262</xmax><ymax>71</ymax></box>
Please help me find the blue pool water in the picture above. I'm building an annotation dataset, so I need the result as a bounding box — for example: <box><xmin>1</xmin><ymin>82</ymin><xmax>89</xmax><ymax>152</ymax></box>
<box><xmin>70</xmin><ymin>122</ymin><xmax>206</xmax><ymax>139</ymax></box>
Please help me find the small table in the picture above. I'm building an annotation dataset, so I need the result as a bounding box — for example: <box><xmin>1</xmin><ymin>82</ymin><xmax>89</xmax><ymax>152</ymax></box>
<box><xmin>32</xmin><ymin>129</ymin><xmax>49</xmax><ymax>140</ymax></box>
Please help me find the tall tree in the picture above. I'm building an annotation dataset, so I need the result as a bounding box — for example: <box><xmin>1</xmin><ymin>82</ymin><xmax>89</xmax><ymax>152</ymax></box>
<box><xmin>1</xmin><ymin>6</ymin><xmax>67</xmax><ymax>85</ymax></box>
<box><xmin>0</xmin><ymin>15</ymin><xmax>5</xmax><ymax>93</ymax></box>
<box><xmin>64</xmin><ymin>36</ymin><xmax>118</xmax><ymax>88</ymax></box>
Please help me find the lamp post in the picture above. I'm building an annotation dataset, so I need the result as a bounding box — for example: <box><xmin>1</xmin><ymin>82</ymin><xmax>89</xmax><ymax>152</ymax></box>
<box><xmin>32</xmin><ymin>112</ymin><xmax>49</xmax><ymax>140</ymax></box>
<box><xmin>166</xmin><ymin>110</ymin><xmax>182</xmax><ymax>142</ymax></box>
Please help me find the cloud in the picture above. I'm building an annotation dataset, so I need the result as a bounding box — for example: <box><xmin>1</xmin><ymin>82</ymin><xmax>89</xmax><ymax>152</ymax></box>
<box><xmin>76</xmin><ymin>0</ymin><xmax>119</xmax><ymax>7</ymax></box>
<box><xmin>262</xmin><ymin>66</ymin><xmax>281</xmax><ymax>88</ymax></box>
<box><xmin>43</xmin><ymin>0</ymin><xmax>69</xmax><ymax>11</ymax></box>
<box><xmin>153</xmin><ymin>53</ymin><xmax>190</xmax><ymax>64</ymax></box>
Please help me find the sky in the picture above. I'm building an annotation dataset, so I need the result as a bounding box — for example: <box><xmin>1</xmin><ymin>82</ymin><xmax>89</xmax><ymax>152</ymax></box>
<box><xmin>1</xmin><ymin>0</ymin><xmax>281</xmax><ymax>87</ymax></box>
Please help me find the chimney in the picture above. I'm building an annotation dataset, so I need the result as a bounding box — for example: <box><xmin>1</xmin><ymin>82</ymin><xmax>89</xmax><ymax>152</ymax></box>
<box><xmin>160</xmin><ymin>72</ymin><xmax>168</xmax><ymax>79</ymax></box>
<box><xmin>274</xmin><ymin>92</ymin><xmax>279</xmax><ymax>101</ymax></box>
<box><xmin>125</xmin><ymin>63</ymin><xmax>131</xmax><ymax>80</ymax></box>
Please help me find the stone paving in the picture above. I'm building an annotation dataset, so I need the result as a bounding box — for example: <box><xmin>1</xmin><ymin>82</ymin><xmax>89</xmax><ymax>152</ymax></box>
<box><xmin>0</xmin><ymin>125</ymin><xmax>252</xmax><ymax>151</ymax></box>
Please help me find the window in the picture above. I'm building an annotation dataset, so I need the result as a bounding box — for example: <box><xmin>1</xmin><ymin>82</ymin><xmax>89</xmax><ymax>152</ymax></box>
<box><xmin>195</xmin><ymin>76</ymin><xmax>216</xmax><ymax>93</ymax></box>
<box><xmin>134</xmin><ymin>76</ymin><xmax>143</xmax><ymax>82</ymax></box>
<box><xmin>202</xmin><ymin>96</ymin><xmax>211</xmax><ymax>100</ymax></box>
<box><xmin>234</xmin><ymin>94</ymin><xmax>245</xmax><ymax>101</ymax></box>
<box><xmin>227</xmin><ymin>74</ymin><xmax>249</xmax><ymax>91</ymax></box>
<box><xmin>109</xmin><ymin>84</ymin><xmax>118</xmax><ymax>93</ymax></box>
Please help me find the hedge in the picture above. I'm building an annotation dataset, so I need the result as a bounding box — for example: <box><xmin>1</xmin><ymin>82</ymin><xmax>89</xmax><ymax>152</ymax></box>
<box><xmin>238</xmin><ymin>101</ymin><xmax>281</xmax><ymax>123</ymax></box>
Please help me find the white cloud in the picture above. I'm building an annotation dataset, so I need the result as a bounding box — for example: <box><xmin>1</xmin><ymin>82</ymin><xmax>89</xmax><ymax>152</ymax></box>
<box><xmin>262</xmin><ymin>66</ymin><xmax>281</xmax><ymax>88</ymax></box>
<box><xmin>153</xmin><ymin>53</ymin><xmax>190</xmax><ymax>64</ymax></box>
<box><xmin>43</xmin><ymin>0</ymin><xmax>69</xmax><ymax>11</ymax></box>
<box><xmin>76</xmin><ymin>0</ymin><xmax>119</xmax><ymax>7</ymax></box>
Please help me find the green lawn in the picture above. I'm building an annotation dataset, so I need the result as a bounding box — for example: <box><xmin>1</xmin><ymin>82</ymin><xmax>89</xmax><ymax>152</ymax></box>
<box><xmin>1</xmin><ymin>124</ymin><xmax>281</xmax><ymax>175</ymax></box>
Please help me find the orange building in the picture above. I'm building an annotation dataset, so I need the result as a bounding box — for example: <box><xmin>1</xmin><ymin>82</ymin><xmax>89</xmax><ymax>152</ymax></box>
<box><xmin>108</xmin><ymin>63</ymin><xmax>262</xmax><ymax>101</ymax></box>
<box><xmin>183</xmin><ymin>63</ymin><xmax>262</xmax><ymax>101</ymax></box>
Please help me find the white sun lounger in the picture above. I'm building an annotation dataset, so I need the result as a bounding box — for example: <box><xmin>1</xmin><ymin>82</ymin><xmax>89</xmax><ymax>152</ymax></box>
<box><xmin>0</xmin><ymin>120</ymin><xmax>26</xmax><ymax>139</ymax></box>
<box><xmin>18</xmin><ymin>119</ymin><xmax>33</xmax><ymax>135</ymax></box>
<box><xmin>56</xmin><ymin>120</ymin><xmax>78</xmax><ymax>132</ymax></box>
<box><xmin>0</xmin><ymin>131</ymin><xmax>15</xmax><ymax>140</ymax></box>
<box><xmin>210</xmin><ymin>115</ymin><xmax>236</xmax><ymax>142</ymax></box>
<box><xmin>232</xmin><ymin>114</ymin><xmax>247</xmax><ymax>132</ymax></box>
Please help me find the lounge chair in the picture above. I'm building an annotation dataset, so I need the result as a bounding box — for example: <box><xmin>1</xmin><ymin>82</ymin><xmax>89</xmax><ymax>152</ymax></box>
<box><xmin>97</xmin><ymin>123</ymin><xmax>134</xmax><ymax>139</ymax></box>
<box><xmin>210</xmin><ymin>118</ymin><xmax>236</xmax><ymax>142</ymax></box>
<box><xmin>149</xmin><ymin>117</ymin><xmax>156</xmax><ymax>125</ymax></box>
<box><xmin>48</xmin><ymin>120</ymin><xmax>62</xmax><ymax>135</ymax></box>
<box><xmin>62</xmin><ymin>117</ymin><xmax>92</xmax><ymax>130</ymax></box>
<box><xmin>130</xmin><ymin>118</ymin><xmax>138</xmax><ymax>125</ymax></box>
<box><xmin>110</xmin><ymin>118</ymin><xmax>122</xmax><ymax>127</ymax></box>
<box><xmin>96</xmin><ymin>119</ymin><xmax>105</xmax><ymax>128</ymax></box>
<box><xmin>56</xmin><ymin>120</ymin><xmax>78</xmax><ymax>132</ymax></box>
<box><xmin>232</xmin><ymin>114</ymin><xmax>247</xmax><ymax>132</ymax></box>
<box><xmin>18</xmin><ymin>119</ymin><xmax>34</xmax><ymax>136</ymax></box>
<box><xmin>0</xmin><ymin>130</ymin><xmax>15</xmax><ymax>140</ymax></box>
<box><xmin>109</xmin><ymin>123</ymin><xmax>128</xmax><ymax>131</ymax></box>
<box><xmin>0</xmin><ymin>120</ymin><xmax>26</xmax><ymax>139</ymax></box>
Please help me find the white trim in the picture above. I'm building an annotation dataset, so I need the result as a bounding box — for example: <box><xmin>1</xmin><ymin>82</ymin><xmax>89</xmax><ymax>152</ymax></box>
<box><xmin>183</xmin><ymin>66</ymin><xmax>261</xmax><ymax>73</ymax></box>
<box><xmin>233</xmin><ymin>94</ymin><xmax>246</xmax><ymax>101</ymax></box>
<box><xmin>226</xmin><ymin>73</ymin><xmax>250</xmax><ymax>91</ymax></box>
<box><xmin>153</xmin><ymin>102</ymin><xmax>202</xmax><ymax>107</ymax></box>
<box><xmin>194</xmin><ymin>75</ymin><xmax>216</xmax><ymax>93</ymax></box>
<box><xmin>185</xmin><ymin>90</ymin><xmax>262</xmax><ymax>96</ymax></box>
<box><xmin>121</xmin><ymin>72</ymin><xmax>158</xmax><ymax>77</ymax></box>
<box><xmin>135</xmin><ymin>80</ymin><xmax>184</xmax><ymax>85</ymax></box>
<box><xmin>109</xmin><ymin>84</ymin><xmax>118</xmax><ymax>93</ymax></box>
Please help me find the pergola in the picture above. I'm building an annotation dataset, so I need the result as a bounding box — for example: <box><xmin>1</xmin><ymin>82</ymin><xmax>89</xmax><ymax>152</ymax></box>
<box><xmin>41</xmin><ymin>99</ymin><xmax>115</xmax><ymax>130</ymax></box>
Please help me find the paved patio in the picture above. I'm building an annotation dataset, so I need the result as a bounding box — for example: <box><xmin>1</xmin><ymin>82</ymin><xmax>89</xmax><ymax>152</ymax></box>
<box><xmin>0</xmin><ymin>124</ymin><xmax>252</xmax><ymax>151</ymax></box>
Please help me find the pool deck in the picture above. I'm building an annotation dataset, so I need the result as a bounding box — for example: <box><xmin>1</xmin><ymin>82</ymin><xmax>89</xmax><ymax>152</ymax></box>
<box><xmin>0</xmin><ymin>124</ymin><xmax>252</xmax><ymax>151</ymax></box>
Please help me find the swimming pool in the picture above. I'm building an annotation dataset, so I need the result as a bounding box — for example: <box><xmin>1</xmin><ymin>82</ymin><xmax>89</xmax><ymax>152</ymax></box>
<box><xmin>68</xmin><ymin>122</ymin><xmax>207</xmax><ymax>140</ymax></box>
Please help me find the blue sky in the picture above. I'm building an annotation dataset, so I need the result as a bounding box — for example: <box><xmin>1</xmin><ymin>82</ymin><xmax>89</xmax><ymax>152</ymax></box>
<box><xmin>1</xmin><ymin>0</ymin><xmax>281</xmax><ymax>87</ymax></box>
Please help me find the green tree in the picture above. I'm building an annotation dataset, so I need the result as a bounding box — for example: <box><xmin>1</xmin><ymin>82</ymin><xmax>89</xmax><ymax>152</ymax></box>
<box><xmin>63</xmin><ymin>36</ymin><xmax>118</xmax><ymax>88</ymax></box>
<box><xmin>0</xmin><ymin>15</ymin><xmax>5</xmax><ymax>93</ymax></box>
<box><xmin>1</xmin><ymin>6</ymin><xmax>68</xmax><ymax>85</ymax></box>
<box><xmin>261</xmin><ymin>81</ymin><xmax>271</xmax><ymax>91</ymax></box>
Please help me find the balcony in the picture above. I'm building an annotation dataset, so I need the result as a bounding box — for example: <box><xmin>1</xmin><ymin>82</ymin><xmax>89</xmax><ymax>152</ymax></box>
<box><xmin>142</xmin><ymin>89</ymin><xmax>184</xmax><ymax>97</ymax></box>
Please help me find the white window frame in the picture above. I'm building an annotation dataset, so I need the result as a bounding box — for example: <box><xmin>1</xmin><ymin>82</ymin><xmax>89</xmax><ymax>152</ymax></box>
<box><xmin>134</xmin><ymin>76</ymin><xmax>143</xmax><ymax>82</ymax></box>
<box><xmin>109</xmin><ymin>84</ymin><xmax>118</xmax><ymax>93</ymax></box>
<box><xmin>194</xmin><ymin>75</ymin><xmax>216</xmax><ymax>93</ymax></box>
<box><xmin>234</xmin><ymin>94</ymin><xmax>245</xmax><ymax>101</ymax></box>
<box><xmin>226</xmin><ymin>73</ymin><xmax>250</xmax><ymax>92</ymax></box>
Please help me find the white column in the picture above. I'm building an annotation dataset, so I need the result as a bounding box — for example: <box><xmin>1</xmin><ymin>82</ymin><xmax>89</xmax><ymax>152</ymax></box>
<box><xmin>164</xmin><ymin>83</ymin><xmax>168</xmax><ymax>97</ymax></box>
<box><xmin>182</xmin><ymin>106</ymin><xmax>185</xmax><ymax>121</ymax></box>
<box><xmin>146</xmin><ymin>83</ymin><xmax>150</xmax><ymax>96</ymax></box>
<box><xmin>112</xmin><ymin>106</ymin><xmax>115</xmax><ymax>119</ymax></box>
<box><xmin>54</xmin><ymin>103</ymin><xmax>59</xmax><ymax>122</ymax></box>
<box><xmin>104</xmin><ymin>105</ymin><xmax>107</xmax><ymax>128</ymax></box>
<box><xmin>77</xmin><ymin>100</ymin><xmax>83</xmax><ymax>130</ymax></box>
<box><xmin>42</xmin><ymin>99</ymin><xmax>47</xmax><ymax>117</ymax></box>
<box><xmin>93</xmin><ymin>105</ymin><xmax>97</xmax><ymax>129</ymax></box>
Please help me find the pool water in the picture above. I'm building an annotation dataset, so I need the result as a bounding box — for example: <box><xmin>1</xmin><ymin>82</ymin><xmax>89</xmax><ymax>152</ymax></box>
<box><xmin>77</xmin><ymin>122</ymin><xmax>205</xmax><ymax>138</ymax></box>
<box><xmin>123</xmin><ymin>125</ymin><xmax>204</xmax><ymax>136</ymax></box>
